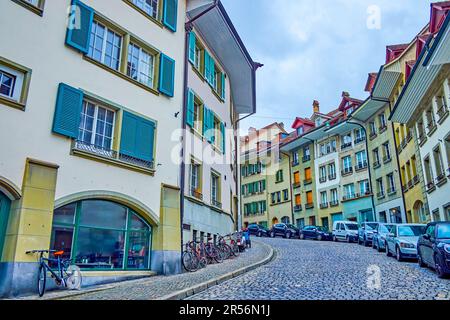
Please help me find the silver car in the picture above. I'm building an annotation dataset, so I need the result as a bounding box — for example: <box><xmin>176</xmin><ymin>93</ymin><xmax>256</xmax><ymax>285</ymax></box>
<box><xmin>385</xmin><ymin>224</ymin><xmax>426</xmax><ymax>261</ymax></box>
<box><xmin>372</xmin><ymin>223</ymin><xmax>396</xmax><ymax>252</ymax></box>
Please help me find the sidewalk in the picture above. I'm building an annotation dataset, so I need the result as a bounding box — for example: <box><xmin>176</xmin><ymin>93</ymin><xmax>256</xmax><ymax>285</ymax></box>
<box><xmin>15</xmin><ymin>240</ymin><xmax>273</xmax><ymax>300</ymax></box>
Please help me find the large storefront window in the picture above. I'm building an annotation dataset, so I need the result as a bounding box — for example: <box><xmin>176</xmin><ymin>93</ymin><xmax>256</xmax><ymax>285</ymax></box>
<box><xmin>50</xmin><ymin>200</ymin><xmax>152</xmax><ymax>270</ymax></box>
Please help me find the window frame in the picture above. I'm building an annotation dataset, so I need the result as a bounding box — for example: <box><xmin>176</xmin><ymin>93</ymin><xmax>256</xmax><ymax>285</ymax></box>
<box><xmin>12</xmin><ymin>0</ymin><xmax>45</xmax><ymax>16</ymax></box>
<box><xmin>126</xmin><ymin>0</ymin><xmax>162</xmax><ymax>23</ymax></box>
<box><xmin>127</xmin><ymin>42</ymin><xmax>157</xmax><ymax>89</ymax></box>
<box><xmin>0</xmin><ymin>56</ymin><xmax>32</xmax><ymax>111</ymax></box>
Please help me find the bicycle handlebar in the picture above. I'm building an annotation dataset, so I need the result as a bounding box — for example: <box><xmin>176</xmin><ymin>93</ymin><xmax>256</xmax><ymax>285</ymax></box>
<box><xmin>26</xmin><ymin>250</ymin><xmax>56</xmax><ymax>254</ymax></box>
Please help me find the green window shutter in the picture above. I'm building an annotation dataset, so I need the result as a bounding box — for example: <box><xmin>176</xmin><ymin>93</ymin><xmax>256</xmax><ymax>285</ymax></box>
<box><xmin>186</xmin><ymin>89</ymin><xmax>195</xmax><ymax>128</ymax></box>
<box><xmin>262</xmin><ymin>180</ymin><xmax>266</xmax><ymax>190</ymax></box>
<box><xmin>203</xmin><ymin>106</ymin><xmax>209</xmax><ymax>138</ymax></box>
<box><xmin>66</xmin><ymin>0</ymin><xmax>94</xmax><ymax>54</ymax></box>
<box><xmin>120</xmin><ymin>111</ymin><xmax>155</xmax><ymax>162</ymax></box>
<box><xmin>204</xmin><ymin>51</ymin><xmax>211</xmax><ymax>81</ymax></box>
<box><xmin>162</xmin><ymin>0</ymin><xmax>178</xmax><ymax>32</ymax></box>
<box><xmin>221</xmin><ymin>73</ymin><xmax>226</xmax><ymax>99</ymax></box>
<box><xmin>159</xmin><ymin>53</ymin><xmax>175</xmax><ymax>97</ymax></box>
<box><xmin>220</xmin><ymin>122</ymin><xmax>225</xmax><ymax>153</ymax></box>
<box><xmin>52</xmin><ymin>83</ymin><xmax>84</xmax><ymax>138</ymax></box>
<box><xmin>209</xmin><ymin>58</ymin><xmax>215</xmax><ymax>86</ymax></box>
<box><xmin>188</xmin><ymin>32</ymin><xmax>196</xmax><ymax>64</ymax></box>
<box><xmin>241</xmin><ymin>185</ymin><xmax>245</xmax><ymax>195</ymax></box>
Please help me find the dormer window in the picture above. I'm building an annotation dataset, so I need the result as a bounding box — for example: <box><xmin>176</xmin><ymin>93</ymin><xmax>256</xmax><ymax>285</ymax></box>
<box><xmin>316</xmin><ymin>118</ymin><xmax>322</xmax><ymax>126</ymax></box>
<box><xmin>297</xmin><ymin>126</ymin><xmax>304</xmax><ymax>136</ymax></box>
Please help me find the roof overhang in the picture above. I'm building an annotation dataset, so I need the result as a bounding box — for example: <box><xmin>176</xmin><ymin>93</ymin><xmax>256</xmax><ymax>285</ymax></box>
<box><xmin>390</xmin><ymin>14</ymin><xmax>450</xmax><ymax>124</ymax></box>
<box><xmin>324</xmin><ymin>121</ymin><xmax>360</xmax><ymax>136</ymax></box>
<box><xmin>351</xmin><ymin>98</ymin><xmax>388</xmax><ymax>122</ymax></box>
<box><xmin>187</xmin><ymin>0</ymin><xmax>257</xmax><ymax>114</ymax></box>
<box><xmin>371</xmin><ymin>63</ymin><xmax>402</xmax><ymax>100</ymax></box>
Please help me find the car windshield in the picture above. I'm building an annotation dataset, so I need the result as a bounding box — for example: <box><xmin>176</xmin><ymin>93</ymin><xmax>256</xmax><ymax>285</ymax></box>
<box><xmin>317</xmin><ymin>226</ymin><xmax>328</xmax><ymax>232</ymax></box>
<box><xmin>365</xmin><ymin>223</ymin><xmax>378</xmax><ymax>230</ymax></box>
<box><xmin>346</xmin><ymin>224</ymin><xmax>358</xmax><ymax>230</ymax></box>
<box><xmin>380</xmin><ymin>225</ymin><xmax>392</xmax><ymax>233</ymax></box>
<box><xmin>437</xmin><ymin>224</ymin><xmax>450</xmax><ymax>239</ymax></box>
<box><xmin>287</xmin><ymin>224</ymin><xmax>297</xmax><ymax>229</ymax></box>
<box><xmin>398</xmin><ymin>225</ymin><xmax>425</xmax><ymax>237</ymax></box>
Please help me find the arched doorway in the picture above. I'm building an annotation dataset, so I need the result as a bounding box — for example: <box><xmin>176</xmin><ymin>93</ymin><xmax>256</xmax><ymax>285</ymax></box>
<box><xmin>272</xmin><ymin>217</ymin><xmax>279</xmax><ymax>226</ymax></box>
<box><xmin>50</xmin><ymin>199</ymin><xmax>152</xmax><ymax>270</ymax></box>
<box><xmin>0</xmin><ymin>191</ymin><xmax>11</xmax><ymax>260</ymax></box>
<box><xmin>413</xmin><ymin>201</ymin><xmax>425</xmax><ymax>223</ymax></box>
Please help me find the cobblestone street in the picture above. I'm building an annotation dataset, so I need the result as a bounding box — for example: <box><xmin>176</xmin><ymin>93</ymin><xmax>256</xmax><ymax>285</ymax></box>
<box><xmin>189</xmin><ymin>238</ymin><xmax>450</xmax><ymax>300</ymax></box>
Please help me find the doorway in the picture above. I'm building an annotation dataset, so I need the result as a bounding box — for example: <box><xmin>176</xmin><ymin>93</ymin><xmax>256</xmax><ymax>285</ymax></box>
<box><xmin>0</xmin><ymin>192</ymin><xmax>11</xmax><ymax>260</ymax></box>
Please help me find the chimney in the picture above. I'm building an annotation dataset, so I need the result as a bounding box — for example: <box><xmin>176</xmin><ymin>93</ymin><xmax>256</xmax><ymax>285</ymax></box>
<box><xmin>313</xmin><ymin>100</ymin><xmax>320</xmax><ymax>114</ymax></box>
<box><xmin>342</xmin><ymin>91</ymin><xmax>350</xmax><ymax>98</ymax></box>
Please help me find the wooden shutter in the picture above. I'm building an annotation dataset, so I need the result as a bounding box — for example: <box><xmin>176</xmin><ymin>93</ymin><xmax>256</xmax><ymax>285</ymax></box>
<box><xmin>66</xmin><ymin>0</ymin><xmax>94</xmax><ymax>54</ymax></box>
<box><xmin>163</xmin><ymin>0</ymin><xmax>178</xmax><ymax>32</ymax></box>
<box><xmin>307</xmin><ymin>191</ymin><xmax>313</xmax><ymax>204</ymax></box>
<box><xmin>186</xmin><ymin>89</ymin><xmax>195</xmax><ymax>128</ymax></box>
<box><xmin>220</xmin><ymin>122</ymin><xmax>225</xmax><ymax>153</ymax></box>
<box><xmin>294</xmin><ymin>172</ymin><xmax>300</xmax><ymax>184</ymax></box>
<box><xmin>52</xmin><ymin>83</ymin><xmax>84</xmax><ymax>138</ymax></box>
<box><xmin>204</xmin><ymin>51</ymin><xmax>211</xmax><ymax>82</ymax></box>
<box><xmin>305</xmin><ymin>168</ymin><xmax>312</xmax><ymax>180</ymax></box>
<box><xmin>159</xmin><ymin>53</ymin><xmax>175</xmax><ymax>97</ymax></box>
<box><xmin>295</xmin><ymin>194</ymin><xmax>301</xmax><ymax>206</ymax></box>
<box><xmin>188</xmin><ymin>31</ymin><xmax>196</xmax><ymax>64</ymax></box>
<box><xmin>221</xmin><ymin>73</ymin><xmax>226</xmax><ymax>99</ymax></box>
<box><xmin>120</xmin><ymin>111</ymin><xmax>155</xmax><ymax>162</ymax></box>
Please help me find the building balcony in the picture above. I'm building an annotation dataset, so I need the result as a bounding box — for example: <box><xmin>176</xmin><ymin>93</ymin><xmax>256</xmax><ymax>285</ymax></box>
<box><xmin>373</xmin><ymin>161</ymin><xmax>381</xmax><ymax>169</ymax></box>
<box><xmin>437</xmin><ymin>105</ymin><xmax>449</xmax><ymax>124</ymax></box>
<box><xmin>212</xmin><ymin>199</ymin><xmax>222</xmax><ymax>209</ymax></box>
<box><xmin>383</xmin><ymin>155</ymin><xmax>392</xmax><ymax>164</ymax></box>
<box><xmin>319</xmin><ymin>176</ymin><xmax>327</xmax><ymax>183</ymax></box>
<box><xmin>304</xmin><ymin>179</ymin><xmax>312</xmax><ymax>186</ymax></box>
<box><xmin>73</xmin><ymin>140</ymin><xmax>154</xmax><ymax>171</ymax></box>
<box><xmin>355</xmin><ymin>162</ymin><xmax>368</xmax><ymax>172</ymax></box>
<box><xmin>426</xmin><ymin>181</ymin><xmax>436</xmax><ymax>194</ymax></box>
<box><xmin>378</xmin><ymin>125</ymin><xmax>387</xmax><ymax>134</ymax></box>
<box><xmin>341</xmin><ymin>142</ymin><xmax>352</xmax><ymax>151</ymax></box>
<box><xmin>342</xmin><ymin>194</ymin><xmax>356</xmax><ymax>202</ymax></box>
<box><xmin>320</xmin><ymin>203</ymin><xmax>329</xmax><ymax>209</ymax></box>
<box><xmin>293</xmin><ymin>181</ymin><xmax>301</xmax><ymax>189</ymax></box>
<box><xmin>329</xmin><ymin>200</ymin><xmax>339</xmax><ymax>207</ymax></box>
<box><xmin>294</xmin><ymin>205</ymin><xmax>303</xmax><ymax>212</ymax></box>
<box><xmin>427</xmin><ymin>122</ymin><xmax>437</xmax><ymax>137</ymax></box>
<box><xmin>302</xmin><ymin>155</ymin><xmax>311</xmax><ymax>162</ymax></box>
<box><xmin>341</xmin><ymin>168</ymin><xmax>353</xmax><ymax>177</ymax></box>
<box><xmin>305</xmin><ymin>203</ymin><xmax>314</xmax><ymax>209</ymax></box>
<box><xmin>354</xmin><ymin>137</ymin><xmax>366</xmax><ymax>145</ymax></box>
<box><xmin>436</xmin><ymin>173</ymin><xmax>447</xmax><ymax>187</ymax></box>
<box><xmin>190</xmin><ymin>188</ymin><xmax>203</xmax><ymax>201</ymax></box>
<box><xmin>328</xmin><ymin>174</ymin><xmax>337</xmax><ymax>181</ymax></box>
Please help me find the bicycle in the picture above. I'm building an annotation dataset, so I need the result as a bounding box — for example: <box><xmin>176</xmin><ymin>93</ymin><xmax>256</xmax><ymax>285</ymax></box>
<box><xmin>26</xmin><ymin>250</ymin><xmax>82</xmax><ymax>297</ymax></box>
<box><xmin>182</xmin><ymin>241</ymin><xmax>207</xmax><ymax>272</ymax></box>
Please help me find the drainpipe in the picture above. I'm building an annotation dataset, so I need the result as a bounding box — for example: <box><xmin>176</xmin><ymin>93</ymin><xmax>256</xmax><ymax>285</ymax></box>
<box><xmin>180</xmin><ymin>1</ymin><xmax>220</xmax><ymax>255</ymax></box>
<box><xmin>347</xmin><ymin>120</ymin><xmax>377</xmax><ymax>222</ymax></box>
<box><xmin>371</xmin><ymin>97</ymin><xmax>409</xmax><ymax>224</ymax></box>
<box><xmin>284</xmin><ymin>151</ymin><xmax>295</xmax><ymax>224</ymax></box>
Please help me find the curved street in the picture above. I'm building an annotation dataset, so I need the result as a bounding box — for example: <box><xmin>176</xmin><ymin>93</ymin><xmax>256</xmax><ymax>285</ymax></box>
<box><xmin>188</xmin><ymin>238</ymin><xmax>450</xmax><ymax>300</ymax></box>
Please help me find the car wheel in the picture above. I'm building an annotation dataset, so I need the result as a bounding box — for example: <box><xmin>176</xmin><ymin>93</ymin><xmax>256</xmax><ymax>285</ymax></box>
<box><xmin>346</xmin><ymin>235</ymin><xmax>351</xmax><ymax>243</ymax></box>
<box><xmin>434</xmin><ymin>254</ymin><xmax>447</xmax><ymax>279</ymax></box>
<box><xmin>270</xmin><ymin>232</ymin><xmax>275</xmax><ymax>238</ymax></box>
<box><xmin>285</xmin><ymin>232</ymin><xmax>291</xmax><ymax>239</ymax></box>
<box><xmin>386</xmin><ymin>242</ymin><xmax>392</xmax><ymax>257</ymax></box>
<box><xmin>417</xmin><ymin>251</ymin><xmax>426</xmax><ymax>268</ymax></box>
<box><xmin>333</xmin><ymin>235</ymin><xmax>338</xmax><ymax>242</ymax></box>
<box><xmin>372</xmin><ymin>239</ymin><xmax>377</xmax><ymax>249</ymax></box>
<box><xmin>317</xmin><ymin>235</ymin><xmax>322</xmax><ymax>241</ymax></box>
<box><xmin>300</xmin><ymin>233</ymin><xmax>305</xmax><ymax>240</ymax></box>
<box><xmin>396</xmin><ymin>246</ymin><xmax>403</xmax><ymax>262</ymax></box>
<box><xmin>258</xmin><ymin>231</ymin><xmax>262</xmax><ymax>238</ymax></box>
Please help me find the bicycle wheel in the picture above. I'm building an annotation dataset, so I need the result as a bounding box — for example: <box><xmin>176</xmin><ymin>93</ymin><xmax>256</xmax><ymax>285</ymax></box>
<box><xmin>37</xmin><ymin>264</ymin><xmax>46</xmax><ymax>297</ymax></box>
<box><xmin>220</xmin><ymin>244</ymin><xmax>231</xmax><ymax>260</ymax></box>
<box><xmin>182</xmin><ymin>251</ymin><xmax>198</xmax><ymax>272</ymax></box>
<box><xmin>213</xmin><ymin>246</ymin><xmax>223</xmax><ymax>263</ymax></box>
<box><xmin>199</xmin><ymin>256</ymin><xmax>207</xmax><ymax>269</ymax></box>
<box><xmin>65</xmin><ymin>265</ymin><xmax>82</xmax><ymax>290</ymax></box>
<box><xmin>232</xmin><ymin>244</ymin><xmax>240</xmax><ymax>257</ymax></box>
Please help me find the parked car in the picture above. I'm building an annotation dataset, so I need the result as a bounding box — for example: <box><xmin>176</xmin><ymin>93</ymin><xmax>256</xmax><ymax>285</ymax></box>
<box><xmin>248</xmin><ymin>224</ymin><xmax>270</xmax><ymax>237</ymax></box>
<box><xmin>385</xmin><ymin>224</ymin><xmax>426</xmax><ymax>261</ymax></box>
<box><xmin>358</xmin><ymin>222</ymin><xmax>379</xmax><ymax>246</ymax></box>
<box><xmin>332</xmin><ymin>221</ymin><xmax>359</xmax><ymax>243</ymax></box>
<box><xmin>372</xmin><ymin>223</ymin><xmax>396</xmax><ymax>252</ymax></box>
<box><xmin>270</xmin><ymin>223</ymin><xmax>299</xmax><ymax>239</ymax></box>
<box><xmin>299</xmin><ymin>226</ymin><xmax>332</xmax><ymax>241</ymax></box>
<box><xmin>417</xmin><ymin>222</ymin><xmax>450</xmax><ymax>278</ymax></box>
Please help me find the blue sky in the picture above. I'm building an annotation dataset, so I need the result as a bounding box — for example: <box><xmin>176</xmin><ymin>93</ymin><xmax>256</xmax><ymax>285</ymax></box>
<box><xmin>221</xmin><ymin>0</ymin><xmax>431</xmax><ymax>134</ymax></box>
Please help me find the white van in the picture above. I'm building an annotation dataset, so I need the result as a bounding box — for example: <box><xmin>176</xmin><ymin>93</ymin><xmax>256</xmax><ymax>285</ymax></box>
<box><xmin>332</xmin><ymin>221</ymin><xmax>359</xmax><ymax>243</ymax></box>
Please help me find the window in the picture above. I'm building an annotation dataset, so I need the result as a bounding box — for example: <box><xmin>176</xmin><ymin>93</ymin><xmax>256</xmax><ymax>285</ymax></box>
<box><xmin>88</xmin><ymin>21</ymin><xmax>122</xmax><ymax>71</ymax></box>
<box><xmin>50</xmin><ymin>200</ymin><xmax>152</xmax><ymax>270</ymax></box>
<box><xmin>271</xmin><ymin>193</ymin><xmax>276</xmax><ymax>204</ymax></box>
<box><xmin>293</xmin><ymin>171</ymin><xmax>300</xmax><ymax>185</ymax></box>
<box><xmin>445</xmin><ymin>135</ymin><xmax>450</xmax><ymax>170</ymax></box>
<box><xmin>131</xmin><ymin>0</ymin><xmax>159</xmax><ymax>19</ymax></box>
<box><xmin>378</xmin><ymin>112</ymin><xmax>387</xmax><ymax>129</ymax></box>
<box><xmin>359</xmin><ymin>180</ymin><xmax>370</xmax><ymax>195</ymax></box>
<box><xmin>383</xmin><ymin>142</ymin><xmax>391</xmax><ymax>162</ymax></box>
<box><xmin>12</xmin><ymin>0</ymin><xmax>44</xmax><ymax>15</ymax></box>
<box><xmin>424</xmin><ymin>156</ymin><xmax>434</xmax><ymax>189</ymax></box>
<box><xmin>127</xmin><ymin>43</ymin><xmax>155</xmax><ymax>88</ymax></box>
<box><xmin>341</xmin><ymin>133</ymin><xmax>352</xmax><ymax>149</ymax></box>
<box><xmin>354</xmin><ymin>128</ymin><xmax>366</xmax><ymax>143</ymax></box>
<box><xmin>320</xmin><ymin>192</ymin><xmax>328</xmax><ymax>205</ymax></box>
<box><xmin>0</xmin><ymin>70</ymin><xmax>16</xmax><ymax>99</ymax></box>
<box><xmin>369</xmin><ymin>122</ymin><xmax>376</xmax><ymax>136</ymax></box>
<box><xmin>373</xmin><ymin>148</ymin><xmax>380</xmax><ymax>166</ymax></box>
<box><xmin>342</xmin><ymin>156</ymin><xmax>352</xmax><ymax>172</ymax></box>
<box><xmin>377</xmin><ymin>178</ymin><xmax>385</xmax><ymax>197</ymax></box>
<box><xmin>0</xmin><ymin>58</ymin><xmax>30</xmax><ymax>109</ymax></box>
<box><xmin>211</xmin><ymin>172</ymin><xmax>221</xmax><ymax>207</ymax></box>
<box><xmin>328</xmin><ymin>162</ymin><xmax>336</xmax><ymax>179</ymax></box>
<box><xmin>293</xmin><ymin>151</ymin><xmax>299</xmax><ymax>165</ymax></box>
<box><xmin>193</xmin><ymin>98</ymin><xmax>203</xmax><ymax>133</ymax></box>
<box><xmin>283</xmin><ymin>189</ymin><xmax>289</xmax><ymax>201</ymax></box>
<box><xmin>425</xmin><ymin>107</ymin><xmax>436</xmax><ymax>132</ymax></box>
<box><xmin>275</xmin><ymin>170</ymin><xmax>284</xmax><ymax>183</ymax></box>
<box><xmin>306</xmin><ymin>191</ymin><xmax>313</xmax><ymax>205</ymax></box>
<box><xmin>330</xmin><ymin>189</ymin><xmax>338</xmax><ymax>202</ymax></box>
<box><xmin>355</xmin><ymin>151</ymin><xmax>367</xmax><ymax>169</ymax></box>
<box><xmin>319</xmin><ymin>166</ymin><xmax>327</xmax><ymax>181</ymax></box>
<box><xmin>304</xmin><ymin>168</ymin><xmax>312</xmax><ymax>182</ymax></box>
<box><xmin>297</xmin><ymin>126</ymin><xmax>304</xmax><ymax>136</ymax></box>
<box><xmin>387</xmin><ymin>173</ymin><xmax>396</xmax><ymax>194</ymax></box>
<box><xmin>78</xmin><ymin>100</ymin><xmax>115</xmax><ymax>152</ymax></box>
<box><xmin>190</xmin><ymin>160</ymin><xmax>202</xmax><ymax>199</ymax></box>
<box><xmin>344</xmin><ymin>184</ymin><xmax>355</xmax><ymax>199</ymax></box>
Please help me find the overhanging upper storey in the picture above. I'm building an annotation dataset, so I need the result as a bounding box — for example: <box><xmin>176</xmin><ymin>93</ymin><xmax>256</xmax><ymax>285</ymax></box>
<box><xmin>186</xmin><ymin>0</ymin><xmax>258</xmax><ymax>115</ymax></box>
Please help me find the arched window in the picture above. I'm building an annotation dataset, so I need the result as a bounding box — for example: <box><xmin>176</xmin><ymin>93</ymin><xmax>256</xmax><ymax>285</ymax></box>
<box><xmin>50</xmin><ymin>200</ymin><xmax>152</xmax><ymax>270</ymax></box>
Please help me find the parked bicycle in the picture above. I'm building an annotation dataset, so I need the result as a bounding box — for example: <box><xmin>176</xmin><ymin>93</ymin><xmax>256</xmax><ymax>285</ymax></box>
<box><xmin>26</xmin><ymin>250</ymin><xmax>82</xmax><ymax>297</ymax></box>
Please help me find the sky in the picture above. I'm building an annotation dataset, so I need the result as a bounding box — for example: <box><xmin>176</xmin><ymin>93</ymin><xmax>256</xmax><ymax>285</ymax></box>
<box><xmin>220</xmin><ymin>0</ymin><xmax>432</xmax><ymax>135</ymax></box>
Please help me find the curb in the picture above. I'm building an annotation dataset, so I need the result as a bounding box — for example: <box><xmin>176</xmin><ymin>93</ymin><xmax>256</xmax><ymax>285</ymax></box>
<box><xmin>156</xmin><ymin>241</ymin><xmax>275</xmax><ymax>300</ymax></box>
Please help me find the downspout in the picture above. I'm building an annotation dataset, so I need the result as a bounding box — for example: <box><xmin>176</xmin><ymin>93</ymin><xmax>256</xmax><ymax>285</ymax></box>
<box><xmin>180</xmin><ymin>1</ymin><xmax>220</xmax><ymax>253</ymax></box>
<box><xmin>283</xmin><ymin>151</ymin><xmax>295</xmax><ymax>225</ymax></box>
<box><xmin>372</xmin><ymin>97</ymin><xmax>409</xmax><ymax>223</ymax></box>
<box><xmin>347</xmin><ymin>119</ymin><xmax>377</xmax><ymax>222</ymax></box>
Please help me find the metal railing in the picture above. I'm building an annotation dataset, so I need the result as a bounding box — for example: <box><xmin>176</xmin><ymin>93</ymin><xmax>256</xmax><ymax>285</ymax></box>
<box><xmin>341</xmin><ymin>142</ymin><xmax>352</xmax><ymax>150</ymax></box>
<box><xmin>294</xmin><ymin>205</ymin><xmax>302</xmax><ymax>212</ymax></box>
<box><xmin>341</xmin><ymin>168</ymin><xmax>353</xmax><ymax>176</ymax></box>
<box><xmin>354</xmin><ymin>137</ymin><xmax>366</xmax><ymax>144</ymax></box>
<box><xmin>329</xmin><ymin>200</ymin><xmax>339</xmax><ymax>207</ymax></box>
<box><xmin>211</xmin><ymin>199</ymin><xmax>222</xmax><ymax>209</ymax></box>
<box><xmin>302</xmin><ymin>155</ymin><xmax>311</xmax><ymax>162</ymax></box>
<box><xmin>355</xmin><ymin>161</ymin><xmax>368</xmax><ymax>171</ymax></box>
<box><xmin>328</xmin><ymin>174</ymin><xmax>337</xmax><ymax>180</ymax></box>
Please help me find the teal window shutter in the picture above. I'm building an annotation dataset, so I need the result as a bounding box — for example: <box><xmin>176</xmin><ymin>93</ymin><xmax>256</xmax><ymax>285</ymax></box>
<box><xmin>221</xmin><ymin>73</ymin><xmax>226</xmax><ymax>99</ymax></box>
<box><xmin>208</xmin><ymin>110</ymin><xmax>215</xmax><ymax>144</ymax></box>
<box><xmin>202</xmin><ymin>106</ymin><xmax>208</xmax><ymax>137</ymax></box>
<box><xmin>159</xmin><ymin>53</ymin><xmax>175</xmax><ymax>97</ymax></box>
<box><xmin>120</xmin><ymin>111</ymin><xmax>155</xmax><ymax>162</ymax></box>
<box><xmin>186</xmin><ymin>89</ymin><xmax>195</xmax><ymax>128</ymax></box>
<box><xmin>53</xmin><ymin>83</ymin><xmax>84</xmax><ymax>138</ymax></box>
<box><xmin>188</xmin><ymin>32</ymin><xmax>196</xmax><ymax>64</ymax></box>
<box><xmin>210</xmin><ymin>59</ymin><xmax>215</xmax><ymax>86</ymax></box>
<box><xmin>66</xmin><ymin>0</ymin><xmax>94</xmax><ymax>54</ymax></box>
<box><xmin>220</xmin><ymin>122</ymin><xmax>225</xmax><ymax>153</ymax></box>
<box><xmin>163</xmin><ymin>0</ymin><xmax>178</xmax><ymax>32</ymax></box>
<box><xmin>204</xmin><ymin>51</ymin><xmax>211</xmax><ymax>81</ymax></box>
